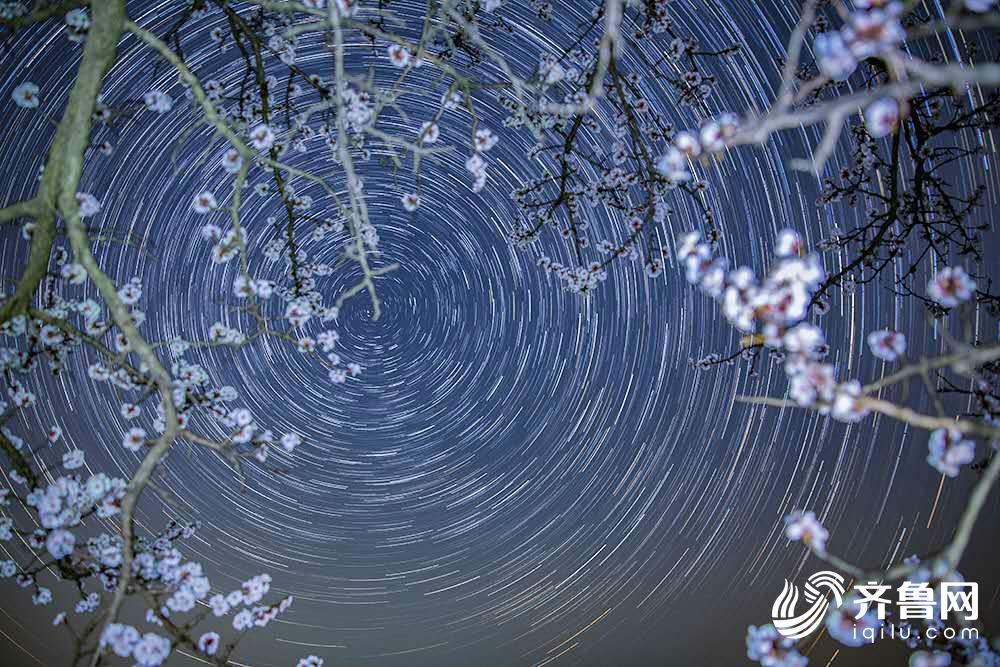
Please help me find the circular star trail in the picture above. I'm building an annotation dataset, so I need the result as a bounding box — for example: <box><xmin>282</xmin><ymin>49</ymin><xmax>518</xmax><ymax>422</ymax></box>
<box><xmin>1</xmin><ymin>1</ymin><xmax>997</xmax><ymax>666</ymax></box>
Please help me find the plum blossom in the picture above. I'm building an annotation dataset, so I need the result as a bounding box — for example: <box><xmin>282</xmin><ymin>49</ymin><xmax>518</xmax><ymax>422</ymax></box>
<box><xmin>12</xmin><ymin>82</ymin><xmax>40</xmax><ymax>108</ymax></box>
<box><xmin>401</xmin><ymin>193</ymin><xmax>420</xmax><ymax>211</ymax></box>
<box><xmin>233</xmin><ymin>608</ymin><xmax>253</xmax><ymax>630</ymax></box>
<box><xmin>0</xmin><ymin>4</ymin><xmax>994</xmax><ymax>666</ymax></box>
<box><xmin>62</xmin><ymin>449</ymin><xmax>85</xmax><ymax>469</ymax></box>
<box><xmin>144</xmin><ymin>90</ymin><xmax>173</xmax><ymax>113</ymax></box>
<box><xmin>167</xmin><ymin>589</ymin><xmax>196</xmax><ymax>612</ymax></box>
<box><xmin>65</xmin><ymin>8</ymin><xmax>89</xmax><ymax>41</ymax></box>
<box><xmin>910</xmin><ymin>650</ymin><xmax>956</xmax><ymax>666</ymax></box>
<box><xmin>123</xmin><ymin>427</ymin><xmax>146</xmax><ymax>452</ymax></box>
<box><xmin>672</xmin><ymin>131</ymin><xmax>701</xmax><ymax>158</ymax></box>
<box><xmin>927</xmin><ymin>267</ymin><xmax>976</xmax><ymax>307</ymax></box>
<box><xmin>815</xmin><ymin>31</ymin><xmax>856</xmax><ymax>80</ymax></box>
<box><xmin>927</xmin><ymin>428</ymin><xmax>975</xmax><ymax>477</ymax></box>
<box><xmin>677</xmin><ymin>229</ymin><xmax>883</xmax><ymax>423</ymax></box>
<box><xmin>699</xmin><ymin>121</ymin><xmax>725</xmax><ymax>152</ymax></box>
<box><xmin>209</xmin><ymin>322</ymin><xmax>245</xmax><ymax>345</ymax></box>
<box><xmin>61</xmin><ymin>262</ymin><xmax>87</xmax><ymax>284</ymax></box>
<box><xmin>830</xmin><ymin>380</ymin><xmax>870</xmax><ymax>423</ymax></box>
<box><xmin>250</xmin><ymin>124</ymin><xmax>276</xmax><ymax>150</ymax></box>
<box><xmin>317</xmin><ymin>330</ymin><xmax>339</xmax><ymax>350</ymax></box>
<box><xmin>783</xmin><ymin>324</ymin><xmax>825</xmax><ymax>357</ymax></box>
<box><xmin>842</xmin><ymin>6</ymin><xmax>904</xmax><ymax>59</ymax></box>
<box><xmin>192</xmin><ymin>191</ymin><xmax>217</xmax><ymax>213</ymax></box>
<box><xmin>280</xmin><ymin>433</ymin><xmax>301</xmax><ymax>453</ymax></box>
<box><xmin>205</xmin><ymin>78</ymin><xmax>224</xmax><ymax>99</ymax></box>
<box><xmin>418</xmin><ymin>121</ymin><xmax>439</xmax><ymax>143</ymax></box>
<box><xmin>75</xmin><ymin>192</ymin><xmax>101</xmax><ymax>217</ymax></box>
<box><xmin>132</xmin><ymin>633</ymin><xmax>171</xmax><ymax>667</ymax></box>
<box><xmin>285</xmin><ymin>299</ymin><xmax>313</xmax><ymax>327</ymax></box>
<box><xmin>233</xmin><ymin>275</ymin><xmax>255</xmax><ymax>298</ymax></box>
<box><xmin>201</xmin><ymin>224</ymin><xmax>222</xmax><ymax>242</ymax></box>
<box><xmin>222</xmin><ymin>148</ymin><xmax>243</xmax><ymax>174</ymax></box>
<box><xmin>655</xmin><ymin>147</ymin><xmax>691</xmax><ymax>183</ymax></box>
<box><xmin>101</xmin><ymin>623</ymin><xmax>140</xmax><ymax>658</ymax></box>
<box><xmin>784</xmin><ymin>510</ymin><xmax>829</xmax><ymax>552</ymax></box>
<box><xmin>826</xmin><ymin>592</ymin><xmax>882</xmax><ymax>646</ymax></box>
<box><xmin>867</xmin><ymin>329</ymin><xmax>906</xmax><ymax>361</ymax></box>
<box><xmin>198</xmin><ymin>632</ymin><xmax>220</xmax><ymax>655</ymax></box>
<box><xmin>118</xmin><ymin>280</ymin><xmax>142</xmax><ymax>305</ymax></box>
<box><xmin>209</xmin><ymin>594</ymin><xmax>229</xmax><ymax>616</ymax></box>
<box><xmin>255</xmin><ymin>279</ymin><xmax>275</xmax><ymax>298</ymax></box>
<box><xmin>441</xmin><ymin>90</ymin><xmax>463</xmax><ymax>111</ymax></box>
<box><xmin>466</xmin><ymin>153</ymin><xmax>488</xmax><ymax>192</ymax></box>
<box><xmin>746</xmin><ymin>624</ymin><xmax>807</xmax><ymax>667</ymax></box>
<box><xmin>226</xmin><ymin>589</ymin><xmax>244</xmax><ymax>607</ymax></box>
<box><xmin>8</xmin><ymin>385</ymin><xmax>36</xmax><ymax>408</ymax></box>
<box><xmin>865</xmin><ymin>97</ymin><xmax>900</xmax><ymax>138</ymax></box>
<box><xmin>45</xmin><ymin>529</ymin><xmax>75</xmax><ymax>559</ymax></box>
<box><xmin>387</xmin><ymin>44</ymin><xmax>411</xmax><ymax>67</ymax></box>
<box><xmin>474</xmin><ymin>128</ymin><xmax>499</xmax><ymax>152</ymax></box>
<box><xmin>774</xmin><ymin>229</ymin><xmax>805</xmax><ymax>257</ymax></box>
<box><xmin>788</xmin><ymin>361</ymin><xmax>836</xmax><ymax>407</ymax></box>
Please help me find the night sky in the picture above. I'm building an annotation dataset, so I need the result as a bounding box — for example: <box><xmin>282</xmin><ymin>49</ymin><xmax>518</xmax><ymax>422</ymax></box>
<box><xmin>1</xmin><ymin>1</ymin><xmax>998</xmax><ymax>665</ymax></box>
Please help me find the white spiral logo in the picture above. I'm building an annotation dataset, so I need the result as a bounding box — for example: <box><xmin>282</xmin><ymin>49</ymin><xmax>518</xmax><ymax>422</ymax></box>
<box><xmin>771</xmin><ymin>570</ymin><xmax>846</xmax><ymax>638</ymax></box>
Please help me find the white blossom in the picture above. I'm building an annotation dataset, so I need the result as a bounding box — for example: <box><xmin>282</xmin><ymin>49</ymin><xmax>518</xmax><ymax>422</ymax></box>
<box><xmin>927</xmin><ymin>266</ymin><xmax>976</xmax><ymax>307</ymax></box>
<box><xmin>927</xmin><ymin>428</ymin><xmax>975</xmax><ymax>477</ymax></box>
<box><xmin>12</xmin><ymin>82</ymin><xmax>40</xmax><ymax>108</ymax></box>
<box><xmin>867</xmin><ymin>329</ymin><xmax>906</xmax><ymax>361</ymax></box>
<box><xmin>75</xmin><ymin>192</ymin><xmax>101</xmax><ymax>217</ymax></box>
<box><xmin>222</xmin><ymin>148</ymin><xmax>243</xmax><ymax>174</ymax></box>
<box><xmin>192</xmin><ymin>191</ymin><xmax>217</xmax><ymax>213</ymax></box>
<box><xmin>144</xmin><ymin>90</ymin><xmax>173</xmax><ymax>113</ymax></box>
<box><xmin>101</xmin><ymin>623</ymin><xmax>139</xmax><ymax>658</ymax></box>
<box><xmin>45</xmin><ymin>529</ymin><xmax>75</xmax><ymax>559</ymax></box>
<box><xmin>250</xmin><ymin>124</ymin><xmax>276</xmax><ymax>150</ymax></box>
<box><xmin>825</xmin><ymin>592</ymin><xmax>881</xmax><ymax>647</ymax></box>
<box><xmin>401</xmin><ymin>193</ymin><xmax>420</xmax><ymax>211</ymax></box>
<box><xmin>123</xmin><ymin>427</ymin><xmax>146</xmax><ymax>452</ymax></box>
<box><xmin>865</xmin><ymin>97</ymin><xmax>900</xmax><ymax>138</ymax></box>
<box><xmin>418</xmin><ymin>121</ymin><xmax>439</xmax><ymax>144</ymax></box>
<box><xmin>784</xmin><ymin>510</ymin><xmax>829</xmax><ymax>552</ymax></box>
<box><xmin>387</xmin><ymin>44</ymin><xmax>411</xmax><ymax>67</ymax></box>
<box><xmin>132</xmin><ymin>633</ymin><xmax>171</xmax><ymax>667</ymax></box>
<box><xmin>198</xmin><ymin>632</ymin><xmax>220</xmax><ymax>655</ymax></box>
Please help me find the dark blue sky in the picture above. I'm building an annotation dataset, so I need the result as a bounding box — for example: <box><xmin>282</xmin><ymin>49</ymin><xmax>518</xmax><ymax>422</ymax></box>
<box><xmin>0</xmin><ymin>1</ymin><xmax>997</xmax><ymax>665</ymax></box>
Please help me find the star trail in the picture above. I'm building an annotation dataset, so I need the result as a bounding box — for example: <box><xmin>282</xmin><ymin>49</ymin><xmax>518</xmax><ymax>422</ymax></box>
<box><xmin>0</xmin><ymin>1</ymin><xmax>998</xmax><ymax>666</ymax></box>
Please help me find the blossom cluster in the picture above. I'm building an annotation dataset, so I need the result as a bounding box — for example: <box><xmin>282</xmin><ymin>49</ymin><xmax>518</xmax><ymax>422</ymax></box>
<box><xmin>678</xmin><ymin>229</ymin><xmax>871</xmax><ymax>422</ymax></box>
<box><xmin>679</xmin><ymin>228</ymin><xmax>986</xmax><ymax>479</ymax></box>
<box><xmin>466</xmin><ymin>127</ymin><xmax>499</xmax><ymax>192</ymax></box>
<box><xmin>814</xmin><ymin>2</ymin><xmax>904</xmax><ymax>82</ymax></box>
<box><xmin>655</xmin><ymin>114</ymin><xmax>741</xmax><ymax>185</ymax></box>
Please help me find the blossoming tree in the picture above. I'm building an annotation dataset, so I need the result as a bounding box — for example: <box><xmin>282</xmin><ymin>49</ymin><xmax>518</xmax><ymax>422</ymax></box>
<box><xmin>1</xmin><ymin>0</ymin><xmax>998</xmax><ymax>665</ymax></box>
